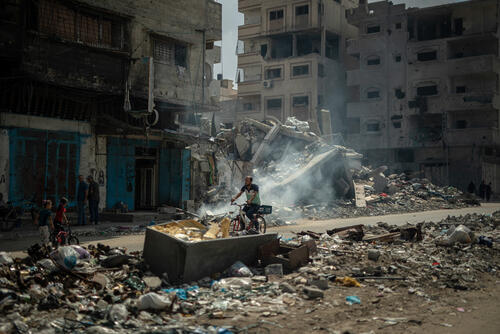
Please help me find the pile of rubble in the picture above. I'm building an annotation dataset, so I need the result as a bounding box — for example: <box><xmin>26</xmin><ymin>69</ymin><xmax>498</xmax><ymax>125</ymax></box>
<box><xmin>206</xmin><ymin>117</ymin><xmax>476</xmax><ymax>226</ymax></box>
<box><xmin>0</xmin><ymin>212</ymin><xmax>498</xmax><ymax>333</ymax></box>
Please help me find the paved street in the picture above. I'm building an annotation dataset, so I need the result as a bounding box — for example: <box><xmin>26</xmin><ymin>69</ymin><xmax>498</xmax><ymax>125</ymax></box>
<box><xmin>3</xmin><ymin>203</ymin><xmax>500</xmax><ymax>258</ymax></box>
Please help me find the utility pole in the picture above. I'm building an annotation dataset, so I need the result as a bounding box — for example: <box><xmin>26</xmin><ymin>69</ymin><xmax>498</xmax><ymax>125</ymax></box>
<box><xmin>201</xmin><ymin>29</ymin><xmax>206</xmax><ymax>106</ymax></box>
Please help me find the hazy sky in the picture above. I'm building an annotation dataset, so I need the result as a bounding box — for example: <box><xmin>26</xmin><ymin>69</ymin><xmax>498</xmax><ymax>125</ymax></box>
<box><xmin>213</xmin><ymin>0</ymin><xmax>467</xmax><ymax>83</ymax></box>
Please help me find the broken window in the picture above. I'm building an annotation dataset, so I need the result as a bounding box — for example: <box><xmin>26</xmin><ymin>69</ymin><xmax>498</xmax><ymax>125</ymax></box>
<box><xmin>295</xmin><ymin>5</ymin><xmax>309</xmax><ymax>16</ymax></box>
<box><xmin>393</xmin><ymin>121</ymin><xmax>402</xmax><ymax>128</ymax></box>
<box><xmin>346</xmin><ymin>118</ymin><xmax>361</xmax><ymax>134</ymax></box>
<box><xmin>325</xmin><ymin>34</ymin><xmax>339</xmax><ymax>59</ymax></box>
<box><xmin>394</xmin><ymin>54</ymin><xmax>401</xmax><ymax>62</ymax></box>
<box><xmin>417</xmin><ymin>85</ymin><xmax>438</xmax><ymax>96</ymax></box>
<box><xmin>269</xmin><ymin>9</ymin><xmax>284</xmax><ymax>21</ymax></box>
<box><xmin>297</xmin><ymin>34</ymin><xmax>321</xmax><ymax>56</ymax></box>
<box><xmin>417</xmin><ymin>50</ymin><xmax>437</xmax><ymax>61</ymax></box>
<box><xmin>456</xmin><ymin>120</ymin><xmax>467</xmax><ymax>129</ymax></box>
<box><xmin>270</xmin><ymin>35</ymin><xmax>292</xmax><ymax>58</ymax></box>
<box><xmin>266</xmin><ymin>68</ymin><xmax>282</xmax><ymax>79</ymax></box>
<box><xmin>154</xmin><ymin>39</ymin><xmax>188</xmax><ymax>67</ymax></box>
<box><xmin>267</xmin><ymin>98</ymin><xmax>282</xmax><ymax>109</ymax></box>
<box><xmin>397</xmin><ymin>149</ymin><xmax>414</xmax><ymax>162</ymax></box>
<box><xmin>367</xmin><ymin>56</ymin><xmax>380</xmax><ymax>66</ymax></box>
<box><xmin>367</xmin><ymin>89</ymin><xmax>380</xmax><ymax>99</ymax></box>
<box><xmin>366</xmin><ymin>122</ymin><xmax>380</xmax><ymax>132</ymax></box>
<box><xmin>395</xmin><ymin>22</ymin><xmax>402</xmax><ymax>29</ymax></box>
<box><xmin>37</xmin><ymin>0</ymin><xmax>124</xmax><ymax>49</ymax></box>
<box><xmin>366</xmin><ymin>25</ymin><xmax>380</xmax><ymax>34</ymax></box>
<box><xmin>260</xmin><ymin>44</ymin><xmax>268</xmax><ymax>57</ymax></box>
<box><xmin>395</xmin><ymin>88</ymin><xmax>405</xmax><ymax>99</ymax></box>
<box><xmin>243</xmin><ymin>103</ymin><xmax>253</xmax><ymax>111</ymax></box>
<box><xmin>293</xmin><ymin>96</ymin><xmax>309</xmax><ymax>107</ymax></box>
<box><xmin>292</xmin><ymin>64</ymin><xmax>309</xmax><ymax>77</ymax></box>
<box><xmin>456</xmin><ymin>86</ymin><xmax>466</xmax><ymax>94</ymax></box>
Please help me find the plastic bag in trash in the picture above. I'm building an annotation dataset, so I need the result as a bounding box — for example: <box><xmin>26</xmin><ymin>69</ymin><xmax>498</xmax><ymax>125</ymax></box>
<box><xmin>227</xmin><ymin>261</ymin><xmax>253</xmax><ymax>277</ymax></box>
<box><xmin>137</xmin><ymin>292</ymin><xmax>172</xmax><ymax>310</ymax></box>
<box><xmin>108</xmin><ymin>303</ymin><xmax>128</xmax><ymax>323</ymax></box>
<box><xmin>50</xmin><ymin>246</ymin><xmax>80</xmax><ymax>270</ymax></box>
<box><xmin>37</xmin><ymin>258</ymin><xmax>57</xmax><ymax>272</ymax></box>
<box><xmin>162</xmin><ymin>286</ymin><xmax>199</xmax><ymax>300</ymax></box>
<box><xmin>215</xmin><ymin>277</ymin><xmax>252</xmax><ymax>290</ymax></box>
<box><xmin>438</xmin><ymin>224</ymin><xmax>474</xmax><ymax>246</ymax></box>
<box><xmin>70</xmin><ymin>245</ymin><xmax>90</xmax><ymax>259</ymax></box>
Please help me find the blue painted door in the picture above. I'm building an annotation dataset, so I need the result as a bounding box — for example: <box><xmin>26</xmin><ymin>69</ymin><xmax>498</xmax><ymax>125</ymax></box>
<box><xmin>9</xmin><ymin>128</ymin><xmax>81</xmax><ymax>206</ymax></box>
<box><xmin>158</xmin><ymin>148</ymin><xmax>190</xmax><ymax>207</ymax></box>
<box><xmin>106</xmin><ymin>137</ymin><xmax>136</xmax><ymax>210</ymax></box>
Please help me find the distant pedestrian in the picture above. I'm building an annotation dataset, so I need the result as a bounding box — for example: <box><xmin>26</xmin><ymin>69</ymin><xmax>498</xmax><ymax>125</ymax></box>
<box><xmin>467</xmin><ymin>181</ymin><xmax>476</xmax><ymax>194</ymax></box>
<box><xmin>54</xmin><ymin>197</ymin><xmax>69</xmax><ymax>235</ymax></box>
<box><xmin>486</xmin><ymin>183</ymin><xmax>492</xmax><ymax>202</ymax></box>
<box><xmin>36</xmin><ymin>200</ymin><xmax>54</xmax><ymax>247</ymax></box>
<box><xmin>479</xmin><ymin>180</ymin><xmax>486</xmax><ymax>200</ymax></box>
<box><xmin>77</xmin><ymin>175</ymin><xmax>88</xmax><ymax>225</ymax></box>
<box><xmin>87</xmin><ymin>176</ymin><xmax>100</xmax><ymax>225</ymax></box>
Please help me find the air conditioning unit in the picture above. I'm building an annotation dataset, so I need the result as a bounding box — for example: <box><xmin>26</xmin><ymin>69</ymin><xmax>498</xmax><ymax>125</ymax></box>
<box><xmin>262</xmin><ymin>80</ymin><xmax>273</xmax><ymax>89</ymax></box>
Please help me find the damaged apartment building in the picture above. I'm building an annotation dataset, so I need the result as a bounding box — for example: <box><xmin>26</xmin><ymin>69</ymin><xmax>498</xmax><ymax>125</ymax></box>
<box><xmin>0</xmin><ymin>0</ymin><xmax>222</xmax><ymax>210</ymax></box>
<box><xmin>236</xmin><ymin>0</ymin><xmax>359</xmax><ymax>134</ymax></box>
<box><xmin>345</xmin><ymin>0</ymin><xmax>500</xmax><ymax>192</ymax></box>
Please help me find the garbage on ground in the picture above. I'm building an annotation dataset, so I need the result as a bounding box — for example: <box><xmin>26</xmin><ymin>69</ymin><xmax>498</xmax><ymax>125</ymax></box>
<box><xmin>0</xmin><ymin>210</ymin><xmax>498</xmax><ymax>333</ymax></box>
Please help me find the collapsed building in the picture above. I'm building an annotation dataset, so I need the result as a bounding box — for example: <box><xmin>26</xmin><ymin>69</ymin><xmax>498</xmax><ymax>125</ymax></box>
<box><xmin>0</xmin><ymin>0</ymin><xmax>222</xmax><ymax>211</ymax></box>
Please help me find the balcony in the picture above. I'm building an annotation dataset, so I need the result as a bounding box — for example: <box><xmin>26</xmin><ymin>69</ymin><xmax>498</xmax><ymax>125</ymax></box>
<box><xmin>447</xmin><ymin>54</ymin><xmax>496</xmax><ymax>76</ymax></box>
<box><xmin>238</xmin><ymin>24</ymin><xmax>261</xmax><ymax>39</ymax></box>
<box><xmin>238</xmin><ymin>52</ymin><xmax>262</xmax><ymax>66</ymax></box>
<box><xmin>239</xmin><ymin>0</ymin><xmax>261</xmax><ymax>11</ymax></box>
<box><xmin>238</xmin><ymin>80</ymin><xmax>262</xmax><ymax>95</ymax></box>
<box><xmin>446</xmin><ymin>128</ymin><xmax>500</xmax><ymax>146</ymax></box>
<box><xmin>446</xmin><ymin>93</ymin><xmax>494</xmax><ymax>111</ymax></box>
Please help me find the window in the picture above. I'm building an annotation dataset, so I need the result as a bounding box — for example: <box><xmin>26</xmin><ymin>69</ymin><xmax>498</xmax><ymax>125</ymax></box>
<box><xmin>296</xmin><ymin>5</ymin><xmax>309</xmax><ymax>16</ymax></box>
<box><xmin>417</xmin><ymin>50</ymin><xmax>437</xmax><ymax>61</ymax></box>
<box><xmin>266</xmin><ymin>68</ymin><xmax>282</xmax><ymax>79</ymax></box>
<box><xmin>395</xmin><ymin>88</ymin><xmax>405</xmax><ymax>99</ymax></box>
<box><xmin>417</xmin><ymin>85</ymin><xmax>438</xmax><ymax>96</ymax></box>
<box><xmin>267</xmin><ymin>98</ymin><xmax>282</xmax><ymax>109</ymax></box>
<box><xmin>154</xmin><ymin>39</ymin><xmax>188</xmax><ymax>67</ymax></box>
<box><xmin>37</xmin><ymin>0</ymin><xmax>124</xmax><ymax>50</ymax></box>
<box><xmin>243</xmin><ymin>103</ymin><xmax>253</xmax><ymax>111</ymax></box>
<box><xmin>366</xmin><ymin>122</ymin><xmax>380</xmax><ymax>132</ymax></box>
<box><xmin>454</xmin><ymin>18</ymin><xmax>463</xmax><ymax>36</ymax></box>
<box><xmin>393</xmin><ymin>121</ymin><xmax>402</xmax><ymax>128</ymax></box>
<box><xmin>366</xmin><ymin>25</ymin><xmax>380</xmax><ymax>34</ymax></box>
<box><xmin>367</xmin><ymin>56</ymin><xmax>380</xmax><ymax>66</ymax></box>
<box><xmin>456</xmin><ymin>120</ymin><xmax>467</xmax><ymax>129</ymax></box>
<box><xmin>270</xmin><ymin>9</ymin><xmax>284</xmax><ymax>21</ymax></box>
<box><xmin>397</xmin><ymin>149</ymin><xmax>414</xmax><ymax>163</ymax></box>
<box><xmin>395</xmin><ymin>22</ymin><xmax>402</xmax><ymax>29</ymax></box>
<box><xmin>318</xmin><ymin>64</ymin><xmax>325</xmax><ymax>77</ymax></box>
<box><xmin>261</xmin><ymin>44</ymin><xmax>268</xmax><ymax>57</ymax></box>
<box><xmin>292</xmin><ymin>64</ymin><xmax>309</xmax><ymax>77</ymax></box>
<box><xmin>367</xmin><ymin>89</ymin><xmax>380</xmax><ymax>99</ymax></box>
<box><xmin>293</xmin><ymin>96</ymin><xmax>309</xmax><ymax>107</ymax></box>
<box><xmin>394</xmin><ymin>54</ymin><xmax>401</xmax><ymax>62</ymax></box>
<box><xmin>456</xmin><ymin>86</ymin><xmax>466</xmax><ymax>93</ymax></box>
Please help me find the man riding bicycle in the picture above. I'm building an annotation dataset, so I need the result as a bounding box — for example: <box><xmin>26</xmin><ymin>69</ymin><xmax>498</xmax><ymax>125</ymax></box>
<box><xmin>231</xmin><ymin>176</ymin><xmax>261</xmax><ymax>232</ymax></box>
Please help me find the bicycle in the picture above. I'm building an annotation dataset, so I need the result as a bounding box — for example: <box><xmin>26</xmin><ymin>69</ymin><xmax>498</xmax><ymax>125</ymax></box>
<box><xmin>229</xmin><ymin>203</ymin><xmax>271</xmax><ymax>235</ymax></box>
<box><xmin>51</xmin><ymin>220</ymin><xmax>79</xmax><ymax>247</ymax></box>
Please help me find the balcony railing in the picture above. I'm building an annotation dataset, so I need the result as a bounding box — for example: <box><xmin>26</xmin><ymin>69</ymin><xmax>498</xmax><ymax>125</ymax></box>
<box><xmin>238</xmin><ymin>24</ymin><xmax>261</xmax><ymax>39</ymax></box>
<box><xmin>239</xmin><ymin>0</ymin><xmax>261</xmax><ymax>11</ymax></box>
<box><xmin>447</xmin><ymin>54</ymin><xmax>495</xmax><ymax>76</ymax></box>
<box><xmin>238</xmin><ymin>52</ymin><xmax>262</xmax><ymax>66</ymax></box>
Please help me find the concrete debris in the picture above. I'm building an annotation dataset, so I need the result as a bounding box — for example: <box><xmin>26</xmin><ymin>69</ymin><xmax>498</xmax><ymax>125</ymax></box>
<box><xmin>0</xmin><ymin>211</ymin><xmax>499</xmax><ymax>332</ymax></box>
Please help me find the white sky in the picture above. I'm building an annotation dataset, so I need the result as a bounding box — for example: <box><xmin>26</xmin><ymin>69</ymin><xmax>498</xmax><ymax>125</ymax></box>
<box><xmin>213</xmin><ymin>0</ymin><xmax>467</xmax><ymax>82</ymax></box>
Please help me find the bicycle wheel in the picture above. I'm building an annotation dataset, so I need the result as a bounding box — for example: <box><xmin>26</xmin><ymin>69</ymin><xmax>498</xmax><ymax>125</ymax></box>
<box><xmin>257</xmin><ymin>216</ymin><xmax>266</xmax><ymax>234</ymax></box>
<box><xmin>68</xmin><ymin>236</ymin><xmax>79</xmax><ymax>245</ymax></box>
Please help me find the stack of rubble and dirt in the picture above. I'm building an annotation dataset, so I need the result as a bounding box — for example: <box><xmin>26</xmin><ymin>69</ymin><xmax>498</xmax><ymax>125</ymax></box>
<box><xmin>204</xmin><ymin>117</ymin><xmax>477</xmax><ymax>227</ymax></box>
<box><xmin>0</xmin><ymin>211</ymin><xmax>498</xmax><ymax>333</ymax></box>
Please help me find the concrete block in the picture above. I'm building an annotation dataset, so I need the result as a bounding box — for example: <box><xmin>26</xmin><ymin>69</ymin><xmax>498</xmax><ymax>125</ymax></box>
<box><xmin>143</xmin><ymin>223</ymin><xmax>278</xmax><ymax>284</ymax></box>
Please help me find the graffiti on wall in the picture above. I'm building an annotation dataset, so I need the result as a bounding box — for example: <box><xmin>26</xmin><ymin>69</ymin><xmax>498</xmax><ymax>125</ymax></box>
<box><xmin>90</xmin><ymin>168</ymin><xmax>106</xmax><ymax>186</ymax></box>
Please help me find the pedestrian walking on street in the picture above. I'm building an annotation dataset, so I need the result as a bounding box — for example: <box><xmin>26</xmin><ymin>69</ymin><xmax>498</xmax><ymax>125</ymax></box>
<box><xmin>36</xmin><ymin>200</ymin><xmax>54</xmax><ymax>247</ymax></box>
<box><xmin>479</xmin><ymin>180</ymin><xmax>486</xmax><ymax>200</ymax></box>
<box><xmin>77</xmin><ymin>175</ymin><xmax>88</xmax><ymax>225</ymax></box>
<box><xmin>486</xmin><ymin>182</ymin><xmax>492</xmax><ymax>202</ymax></box>
<box><xmin>87</xmin><ymin>175</ymin><xmax>100</xmax><ymax>225</ymax></box>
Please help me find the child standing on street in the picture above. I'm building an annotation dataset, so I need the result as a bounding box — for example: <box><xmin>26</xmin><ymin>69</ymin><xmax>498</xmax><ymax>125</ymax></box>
<box><xmin>54</xmin><ymin>197</ymin><xmax>69</xmax><ymax>238</ymax></box>
<box><xmin>37</xmin><ymin>200</ymin><xmax>54</xmax><ymax>247</ymax></box>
